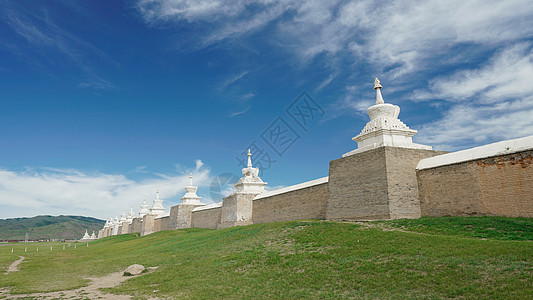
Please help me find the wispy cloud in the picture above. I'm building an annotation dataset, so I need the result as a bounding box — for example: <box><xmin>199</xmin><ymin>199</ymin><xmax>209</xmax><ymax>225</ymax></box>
<box><xmin>0</xmin><ymin>163</ymin><xmax>212</xmax><ymax>220</ymax></box>
<box><xmin>134</xmin><ymin>0</ymin><xmax>533</xmax><ymax>150</ymax></box>
<box><xmin>219</xmin><ymin>70</ymin><xmax>249</xmax><ymax>90</ymax></box>
<box><xmin>229</xmin><ymin>106</ymin><xmax>251</xmax><ymax>117</ymax></box>
<box><xmin>0</xmin><ymin>2</ymin><xmax>116</xmax><ymax>89</ymax></box>
<box><xmin>315</xmin><ymin>73</ymin><xmax>337</xmax><ymax>91</ymax></box>
<box><xmin>136</xmin><ymin>0</ymin><xmax>533</xmax><ymax>77</ymax></box>
<box><xmin>78</xmin><ymin>78</ymin><xmax>116</xmax><ymax>90</ymax></box>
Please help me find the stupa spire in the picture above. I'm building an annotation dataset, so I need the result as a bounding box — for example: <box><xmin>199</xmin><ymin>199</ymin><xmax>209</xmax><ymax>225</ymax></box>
<box><xmin>247</xmin><ymin>149</ymin><xmax>252</xmax><ymax>168</ymax></box>
<box><xmin>374</xmin><ymin>77</ymin><xmax>384</xmax><ymax>104</ymax></box>
<box><xmin>189</xmin><ymin>173</ymin><xmax>193</xmax><ymax>186</ymax></box>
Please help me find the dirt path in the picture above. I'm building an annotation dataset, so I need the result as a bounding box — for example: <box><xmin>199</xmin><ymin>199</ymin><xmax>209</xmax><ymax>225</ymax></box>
<box><xmin>0</xmin><ymin>267</ymin><xmax>160</xmax><ymax>299</ymax></box>
<box><xmin>4</xmin><ymin>255</ymin><xmax>25</xmax><ymax>274</ymax></box>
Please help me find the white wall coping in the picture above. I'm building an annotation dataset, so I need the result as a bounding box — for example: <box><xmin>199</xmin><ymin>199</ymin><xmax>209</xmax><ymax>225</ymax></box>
<box><xmin>155</xmin><ymin>213</ymin><xmax>170</xmax><ymax>219</ymax></box>
<box><xmin>417</xmin><ymin>135</ymin><xmax>533</xmax><ymax>170</ymax></box>
<box><xmin>192</xmin><ymin>202</ymin><xmax>222</xmax><ymax>212</ymax></box>
<box><xmin>254</xmin><ymin>176</ymin><xmax>329</xmax><ymax>200</ymax></box>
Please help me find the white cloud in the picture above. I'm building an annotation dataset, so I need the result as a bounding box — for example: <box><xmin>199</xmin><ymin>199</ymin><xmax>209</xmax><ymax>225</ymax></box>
<box><xmin>219</xmin><ymin>70</ymin><xmax>249</xmax><ymax>90</ymax></box>
<box><xmin>136</xmin><ymin>0</ymin><xmax>533</xmax><ymax>76</ymax></box>
<box><xmin>415</xmin><ymin>43</ymin><xmax>533</xmax><ymax>149</ymax></box>
<box><xmin>135</xmin><ymin>0</ymin><xmax>533</xmax><ymax>150</ymax></box>
<box><xmin>0</xmin><ymin>166</ymin><xmax>211</xmax><ymax>220</ymax></box>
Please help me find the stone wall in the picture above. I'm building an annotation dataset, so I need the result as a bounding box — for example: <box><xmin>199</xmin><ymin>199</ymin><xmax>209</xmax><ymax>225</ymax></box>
<box><xmin>327</xmin><ymin>147</ymin><xmax>389</xmax><ymax>220</ymax></box>
<box><xmin>384</xmin><ymin>147</ymin><xmax>448</xmax><ymax>219</ymax></box>
<box><xmin>130</xmin><ymin>218</ymin><xmax>143</xmax><ymax>233</ymax></box>
<box><xmin>417</xmin><ymin>150</ymin><xmax>533</xmax><ymax>217</ymax></box>
<box><xmin>327</xmin><ymin>147</ymin><xmax>446</xmax><ymax>220</ymax></box>
<box><xmin>120</xmin><ymin>221</ymin><xmax>129</xmax><ymax>234</ymax></box>
<box><xmin>97</xmin><ymin>134</ymin><xmax>533</xmax><ymax>238</ymax></box>
<box><xmin>169</xmin><ymin>204</ymin><xmax>205</xmax><ymax>230</ymax></box>
<box><xmin>153</xmin><ymin>216</ymin><xmax>170</xmax><ymax>232</ymax></box>
<box><xmin>159</xmin><ymin>216</ymin><xmax>170</xmax><ymax>231</ymax></box>
<box><xmin>141</xmin><ymin>214</ymin><xmax>156</xmax><ymax>236</ymax></box>
<box><xmin>252</xmin><ymin>178</ymin><xmax>328</xmax><ymax>224</ymax></box>
<box><xmin>219</xmin><ymin>193</ymin><xmax>255</xmax><ymax>229</ymax></box>
<box><xmin>191</xmin><ymin>205</ymin><xmax>221</xmax><ymax>229</ymax></box>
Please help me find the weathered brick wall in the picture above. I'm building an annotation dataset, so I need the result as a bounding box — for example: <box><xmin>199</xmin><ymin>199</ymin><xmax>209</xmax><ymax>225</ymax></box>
<box><xmin>327</xmin><ymin>147</ymin><xmax>389</xmax><ymax>220</ymax></box>
<box><xmin>130</xmin><ymin>218</ymin><xmax>142</xmax><ymax>233</ymax></box>
<box><xmin>327</xmin><ymin>147</ymin><xmax>446</xmax><ymax>220</ymax></box>
<box><xmin>157</xmin><ymin>216</ymin><xmax>170</xmax><ymax>232</ymax></box>
<box><xmin>219</xmin><ymin>193</ymin><xmax>255</xmax><ymax>229</ymax></box>
<box><xmin>252</xmin><ymin>183</ymin><xmax>328</xmax><ymax>224</ymax></box>
<box><xmin>120</xmin><ymin>221</ymin><xmax>130</xmax><ymax>234</ymax></box>
<box><xmin>418</xmin><ymin>150</ymin><xmax>533</xmax><ymax>217</ymax></box>
<box><xmin>153</xmin><ymin>218</ymin><xmax>161</xmax><ymax>232</ymax></box>
<box><xmin>141</xmin><ymin>214</ymin><xmax>156</xmax><ymax>236</ymax></box>
<box><xmin>169</xmin><ymin>204</ymin><xmax>205</xmax><ymax>229</ymax></box>
<box><xmin>191</xmin><ymin>207</ymin><xmax>221</xmax><ymax>229</ymax></box>
<box><xmin>385</xmin><ymin>147</ymin><xmax>448</xmax><ymax>219</ymax></box>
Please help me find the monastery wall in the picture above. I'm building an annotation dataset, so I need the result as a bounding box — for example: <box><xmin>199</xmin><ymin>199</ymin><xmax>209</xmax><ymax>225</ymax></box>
<box><xmin>252</xmin><ymin>178</ymin><xmax>328</xmax><ymax>224</ymax></box>
<box><xmin>327</xmin><ymin>147</ymin><xmax>389</xmax><ymax>220</ymax></box>
<box><xmin>384</xmin><ymin>147</ymin><xmax>448</xmax><ymax>219</ymax></box>
<box><xmin>327</xmin><ymin>147</ymin><xmax>446</xmax><ymax>221</ymax></box>
<box><xmin>141</xmin><ymin>214</ymin><xmax>156</xmax><ymax>236</ymax></box>
<box><xmin>94</xmin><ymin>79</ymin><xmax>533</xmax><ymax>241</ymax></box>
<box><xmin>191</xmin><ymin>204</ymin><xmax>221</xmax><ymax>229</ymax></box>
<box><xmin>417</xmin><ymin>137</ymin><xmax>533</xmax><ymax>217</ymax></box>
<box><xmin>154</xmin><ymin>216</ymin><xmax>170</xmax><ymax>232</ymax></box>
<box><xmin>130</xmin><ymin>218</ymin><xmax>143</xmax><ymax>233</ymax></box>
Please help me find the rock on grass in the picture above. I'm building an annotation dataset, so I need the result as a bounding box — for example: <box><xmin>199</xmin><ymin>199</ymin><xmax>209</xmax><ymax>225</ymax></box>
<box><xmin>123</xmin><ymin>264</ymin><xmax>145</xmax><ymax>276</ymax></box>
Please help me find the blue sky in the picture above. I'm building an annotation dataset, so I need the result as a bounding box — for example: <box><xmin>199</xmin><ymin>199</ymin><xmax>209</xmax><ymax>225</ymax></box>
<box><xmin>1</xmin><ymin>0</ymin><xmax>532</xmax><ymax>219</ymax></box>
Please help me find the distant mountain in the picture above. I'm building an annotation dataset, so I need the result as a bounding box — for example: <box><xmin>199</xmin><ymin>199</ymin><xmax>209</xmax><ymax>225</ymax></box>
<box><xmin>0</xmin><ymin>215</ymin><xmax>105</xmax><ymax>241</ymax></box>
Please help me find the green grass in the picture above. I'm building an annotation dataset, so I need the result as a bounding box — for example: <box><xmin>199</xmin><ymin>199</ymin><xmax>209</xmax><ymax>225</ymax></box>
<box><xmin>0</xmin><ymin>217</ymin><xmax>532</xmax><ymax>299</ymax></box>
<box><xmin>380</xmin><ymin>216</ymin><xmax>533</xmax><ymax>240</ymax></box>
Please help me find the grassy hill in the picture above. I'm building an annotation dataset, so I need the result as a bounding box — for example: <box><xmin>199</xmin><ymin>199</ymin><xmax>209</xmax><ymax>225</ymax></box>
<box><xmin>0</xmin><ymin>217</ymin><xmax>531</xmax><ymax>299</ymax></box>
<box><xmin>0</xmin><ymin>215</ymin><xmax>105</xmax><ymax>241</ymax></box>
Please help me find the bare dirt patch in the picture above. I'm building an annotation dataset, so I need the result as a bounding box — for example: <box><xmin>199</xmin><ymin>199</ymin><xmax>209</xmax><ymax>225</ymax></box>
<box><xmin>0</xmin><ymin>267</ymin><xmax>159</xmax><ymax>299</ymax></box>
<box><xmin>4</xmin><ymin>255</ymin><xmax>25</xmax><ymax>274</ymax></box>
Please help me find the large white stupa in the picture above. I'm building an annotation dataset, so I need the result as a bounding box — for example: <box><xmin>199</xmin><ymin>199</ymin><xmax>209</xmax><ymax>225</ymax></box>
<box><xmin>343</xmin><ymin>78</ymin><xmax>432</xmax><ymax>157</ymax></box>
<box><xmin>234</xmin><ymin>149</ymin><xmax>267</xmax><ymax>195</ymax></box>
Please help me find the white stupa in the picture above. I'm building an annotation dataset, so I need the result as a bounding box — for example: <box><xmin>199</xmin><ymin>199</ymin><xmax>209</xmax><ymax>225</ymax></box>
<box><xmin>139</xmin><ymin>199</ymin><xmax>149</xmax><ymax>217</ymax></box>
<box><xmin>234</xmin><ymin>149</ymin><xmax>267</xmax><ymax>195</ymax></box>
<box><xmin>119</xmin><ymin>211</ymin><xmax>127</xmax><ymax>223</ymax></box>
<box><xmin>343</xmin><ymin>78</ymin><xmax>432</xmax><ymax>157</ymax></box>
<box><xmin>150</xmin><ymin>190</ymin><xmax>166</xmax><ymax>216</ymax></box>
<box><xmin>180</xmin><ymin>174</ymin><xmax>203</xmax><ymax>205</ymax></box>
<box><xmin>127</xmin><ymin>207</ymin><xmax>135</xmax><ymax>223</ymax></box>
<box><xmin>90</xmin><ymin>231</ymin><xmax>96</xmax><ymax>240</ymax></box>
<box><xmin>81</xmin><ymin>229</ymin><xmax>91</xmax><ymax>241</ymax></box>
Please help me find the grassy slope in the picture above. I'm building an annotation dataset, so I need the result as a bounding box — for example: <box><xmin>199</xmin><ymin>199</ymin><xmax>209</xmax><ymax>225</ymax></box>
<box><xmin>0</xmin><ymin>215</ymin><xmax>105</xmax><ymax>240</ymax></box>
<box><xmin>0</xmin><ymin>217</ymin><xmax>531</xmax><ymax>299</ymax></box>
